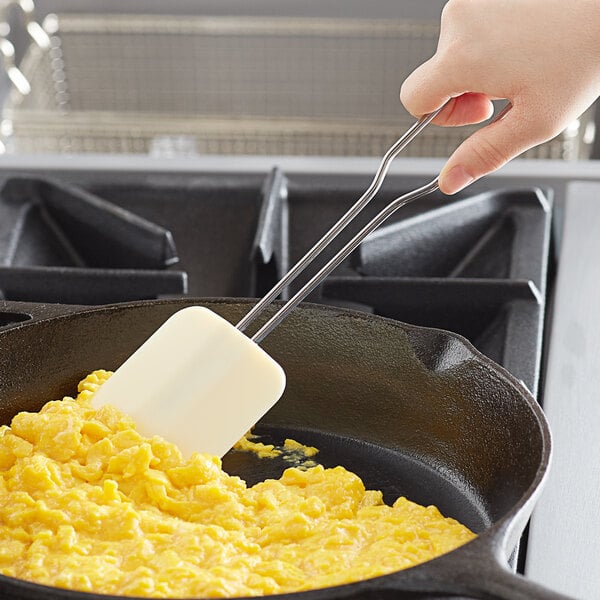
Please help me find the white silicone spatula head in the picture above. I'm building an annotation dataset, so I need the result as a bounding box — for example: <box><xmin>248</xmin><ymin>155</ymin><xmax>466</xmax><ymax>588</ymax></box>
<box><xmin>91</xmin><ymin>306</ymin><xmax>286</xmax><ymax>458</ymax></box>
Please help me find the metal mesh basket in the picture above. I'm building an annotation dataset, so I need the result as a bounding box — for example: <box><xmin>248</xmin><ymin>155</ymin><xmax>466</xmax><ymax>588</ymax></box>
<box><xmin>1</xmin><ymin>12</ymin><xmax>595</xmax><ymax>158</ymax></box>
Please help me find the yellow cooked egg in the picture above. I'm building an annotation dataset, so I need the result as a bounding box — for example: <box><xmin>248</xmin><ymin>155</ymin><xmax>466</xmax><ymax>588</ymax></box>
<box><xmin>0</xmin><ymin>370</ymin><xmax>476</xmax><ymax>597</ymax></box>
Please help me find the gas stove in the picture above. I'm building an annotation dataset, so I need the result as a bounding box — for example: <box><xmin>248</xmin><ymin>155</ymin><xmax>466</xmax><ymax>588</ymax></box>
<box><xmin>0</xmin><ymin>154</ymin><xmax>598</xmax><ymax>598</ymax></box>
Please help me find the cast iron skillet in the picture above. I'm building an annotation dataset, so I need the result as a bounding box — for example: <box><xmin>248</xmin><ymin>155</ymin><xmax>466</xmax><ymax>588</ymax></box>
<box><xmin>0</xmin><ymin>298</ymin><xmax>572</xmax><ymax>600</ymax></box>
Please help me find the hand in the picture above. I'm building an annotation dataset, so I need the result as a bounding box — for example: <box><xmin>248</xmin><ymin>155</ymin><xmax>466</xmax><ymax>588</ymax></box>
<box><xmin>400</xmin><ymin>0</ymin><xmax>600</xmax><ymax>194</ymax></box>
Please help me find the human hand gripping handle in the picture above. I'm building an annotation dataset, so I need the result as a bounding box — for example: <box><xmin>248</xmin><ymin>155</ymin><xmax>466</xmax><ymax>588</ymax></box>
<box><xmin>400</xmin><ymin>0</ymin><xmax>600</xmax><ymax>194</ymax></box>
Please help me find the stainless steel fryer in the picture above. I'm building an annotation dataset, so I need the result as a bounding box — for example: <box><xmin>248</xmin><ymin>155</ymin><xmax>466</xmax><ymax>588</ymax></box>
<box><xmin>0</xmin><ymin>4</ymin><xmax>595</xmax><ymax>157</ymax></box>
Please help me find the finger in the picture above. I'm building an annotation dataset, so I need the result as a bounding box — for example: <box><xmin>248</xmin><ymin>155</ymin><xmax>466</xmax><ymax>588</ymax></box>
<box><xmin>400</xmin><ymin>61</ymin><xmax>495</xmax><ymax>125</ymax></box>
<box><xmin>438</xmin><ymin>106</ymin><xmax>541</xmax><ymax>194</ymax></box>
<box><xmin>432</xmin><ymin>93</ymin><xmax>495</xmax><ymax>126</ymax></box>
<box><xmin>400</xmin><ymin>56</ymin><xmax>461</xmax><ymax>116</ymax></box>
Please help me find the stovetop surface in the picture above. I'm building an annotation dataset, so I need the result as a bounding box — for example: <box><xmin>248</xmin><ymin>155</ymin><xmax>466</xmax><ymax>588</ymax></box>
<box><xmin>0</xmin><ymin>155</ymin><xmax>598</xmax><ymax>599</ymax></box>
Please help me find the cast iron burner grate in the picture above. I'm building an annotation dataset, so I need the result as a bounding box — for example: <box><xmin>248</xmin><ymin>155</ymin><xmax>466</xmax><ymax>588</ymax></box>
<box><xmin>0</xmin><ymin>168</ymin><xmax>551</xmax><ymax>396</ymax></box>
<box><xmin>0</xmin><ymin>177</ymin><xmax>187</xmax><ymax>304</ymax></box>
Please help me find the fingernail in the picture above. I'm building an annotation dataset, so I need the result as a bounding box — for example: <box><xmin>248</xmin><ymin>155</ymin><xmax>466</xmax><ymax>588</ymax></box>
<box><xmin>440</xmin><ymin>165</ymin><xmax>474</xmax><ymax>194</ymax></box>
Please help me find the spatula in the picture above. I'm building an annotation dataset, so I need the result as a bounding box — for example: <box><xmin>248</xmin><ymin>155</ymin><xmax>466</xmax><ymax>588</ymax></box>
<box><xmin>91</xmin><ymin>107</ymin><xmax>448</xmax><ymax>459</ymax></box>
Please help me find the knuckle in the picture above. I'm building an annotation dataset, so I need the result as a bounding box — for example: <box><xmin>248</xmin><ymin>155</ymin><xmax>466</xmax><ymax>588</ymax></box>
<box><xmin>470</xmin><ymin>136</ymin><xmax>511</xmax><ymax>171</ymax></box>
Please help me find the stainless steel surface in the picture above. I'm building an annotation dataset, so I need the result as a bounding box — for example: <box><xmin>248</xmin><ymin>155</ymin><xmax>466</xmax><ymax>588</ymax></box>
<box><xmin>526</xmin><ymin>181</ymin><xmax>600</xmax><ymax>600</ymax></box>
<box><xmin>237</xmin><ymin>110</ymin><xmax>443</xmax><ymax>335</ymax></box>
<box><xmin>0</xmin><ymin>153</ymin><xmax>599</xmax><ymax>181</ymax></box>
<box><xmin>26</xmin><ymin>0</ymin><xmax>447</xmax><ymax>20</ymax></box>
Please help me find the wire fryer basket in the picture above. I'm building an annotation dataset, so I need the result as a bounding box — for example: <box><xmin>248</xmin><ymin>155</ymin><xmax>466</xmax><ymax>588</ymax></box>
<box><xmin>2</xmin><ymin>12</ymin><xmax>595</xmax><ymax>158</ymax></box>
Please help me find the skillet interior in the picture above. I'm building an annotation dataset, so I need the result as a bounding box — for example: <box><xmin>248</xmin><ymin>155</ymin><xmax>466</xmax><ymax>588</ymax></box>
<box><xmin>223</xmin><ymin>424</ymin><xmax>489</xmax><ymax>534</ymax></box>
<box><xmin>0</xmin><ymin>298</ymin><xmax>549</xmax><ymax>598</ymax></box>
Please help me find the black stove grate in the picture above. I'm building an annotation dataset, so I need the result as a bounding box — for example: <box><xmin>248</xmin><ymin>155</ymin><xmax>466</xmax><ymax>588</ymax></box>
<box><xmin>0</xmin><ymin>168</ymin><xmax>551</xmax><ymax>395</ymax></box>
<box><xmin>0</xmin><ymin>176</ymin><xmax>187</xmax><ymax>303</ymax></box>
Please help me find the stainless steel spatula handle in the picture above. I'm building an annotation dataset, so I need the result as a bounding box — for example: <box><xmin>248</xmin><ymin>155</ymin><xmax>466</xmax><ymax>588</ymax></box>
<box><xmin>235</xmin><ymin>106</ymin><xmax>445</xmax><ymax>333</ymax></box>
<box><xmin>251</xmin><ymin>178</ymin><xmax>439</xmax><ymax>343</ymax></box>
<box><xmin>243</xmin><ymin>101</ymin><xmax>514</xmax><ymax>341</ymax></box>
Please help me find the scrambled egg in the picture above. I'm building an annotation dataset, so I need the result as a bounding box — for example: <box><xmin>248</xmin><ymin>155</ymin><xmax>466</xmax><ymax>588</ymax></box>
<box><xmin>0</xmin><ymin>371</ymin><xmax>475</xmax><ymax>598</ymax></box>
<box><xmin>233</xmin><ymin>434</ymin><xmax>319</xmax><ymax>467</ymax></box>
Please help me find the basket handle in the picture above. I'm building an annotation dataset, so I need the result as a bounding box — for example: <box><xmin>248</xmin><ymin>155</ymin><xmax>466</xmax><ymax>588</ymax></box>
<box><xmin>0</xmin><ymin>0</ymin><xmax>50</xmax><ymax>96</ymax></box>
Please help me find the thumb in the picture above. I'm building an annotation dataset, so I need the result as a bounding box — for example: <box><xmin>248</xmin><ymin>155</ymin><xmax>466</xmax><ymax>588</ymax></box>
<box><xmin>439</xmin><ymin>106</ymin><xmax>542</xmax><ymax>194</ymax></box>
<box><xmin>400</xmin><ymin>57</ymin><xmax>451</xmax><ymax>117</ymax></box>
